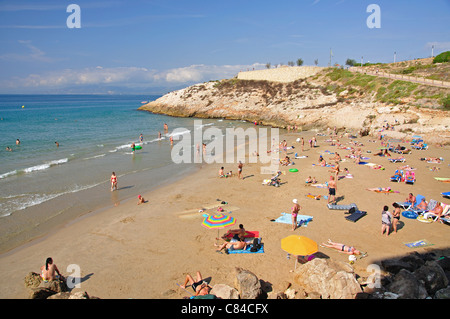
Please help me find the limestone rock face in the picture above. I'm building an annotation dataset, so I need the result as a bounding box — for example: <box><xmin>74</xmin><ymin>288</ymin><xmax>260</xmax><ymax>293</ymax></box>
<box><xmin>139</xmin><ymin>77</ymin><xmax>450</xmax><ymax>144</ymax></box>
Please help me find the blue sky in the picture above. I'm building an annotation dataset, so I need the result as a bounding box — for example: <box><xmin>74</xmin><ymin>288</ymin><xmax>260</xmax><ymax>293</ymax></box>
<box><xmin>0</xmin><ymin>0</ymin><xmax>449</xmax><ymax>94</ymax></box>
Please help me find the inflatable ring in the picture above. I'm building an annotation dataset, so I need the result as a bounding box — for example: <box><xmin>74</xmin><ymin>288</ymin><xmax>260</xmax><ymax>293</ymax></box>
<box><xmin>417</xmin><ymin>215</ymin><xmax>433</xmax><ymax>223</ymax></box>
<box><xmin>402</xmin><ymin>211</ymin><xmax>418</xmax><ymax>219</ymax></box>
<box><xmin>289</xmin><ymin>168</ymin><xmax>299</xmax><ymax>172</ymax></box>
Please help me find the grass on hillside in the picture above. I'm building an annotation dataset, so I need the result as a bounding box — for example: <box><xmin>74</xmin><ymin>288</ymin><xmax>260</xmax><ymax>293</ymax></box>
<box><xmin>322</xmin><ymin>68</ymin><xmax>449</xmax><ymax>109</ymax></box>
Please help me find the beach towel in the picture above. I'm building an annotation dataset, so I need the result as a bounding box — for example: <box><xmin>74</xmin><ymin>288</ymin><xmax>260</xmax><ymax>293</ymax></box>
<box><xmin>306</xmin><ymin>193</ymin><xmax>322</xmax><ymax>200</ymax></box>
<box><xmin>404</xmin><ymin>239</ymin><xmax>434</xmax><ymax>249</ymax></box>
<box><xmin>227</xmin><ymin>243</ymin><xmax>264</xmax><ymax>254</ymax></box>
<box><xmin>366</xmin><ymin>187</ymin><xmax>399</xmax><ymax>194</ymax></box>
<box><xmin>345</xmin><ymin>210</ymin><xmax>367</xmax><ymax>222</ymax></box>
<box><xmin>310</xmin><ymin>183</ymin><xmax>328</xmax><ymax>188</ymax></box>
<box><xmin>389</xmin><ymin>158</ymin><xmax>405</xmax><ymax>163</ymax></box>
<box><xmin>272</xmin><ymin>213</ymin><xmax>313</xmax><ymax>227</ymax></box>
<box><xmin>225</xmin><ymin>231</ymin><xmax>259</xmax><ymax>239</ymax></box>
<box><xmin>327</xmin><ymin>203</ymin><xmax>357</xmax><ymax>210</ymax></box>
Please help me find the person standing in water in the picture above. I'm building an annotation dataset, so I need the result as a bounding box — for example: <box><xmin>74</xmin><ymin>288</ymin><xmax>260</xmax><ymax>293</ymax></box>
<box><xmin>111</xmin><ymin>172</ymin><xmax>118</xmax><ymax>191</ymax></box>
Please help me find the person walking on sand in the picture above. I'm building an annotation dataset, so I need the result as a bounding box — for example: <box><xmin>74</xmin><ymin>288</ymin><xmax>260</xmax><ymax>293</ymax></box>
<box><xmin>381</xmin><ymin>205</ymin><xmax>392</xmax><ymax>236</ymax></box>
<box><xmin>301</xmin><ymin>137</ymin><xmax>304</xmax><ymax>152</ymax></box>
<box><xmin>291</xmin><ymin>199</ymin><xmax>301</xmax><ymax>231</ymax></box>
<box><xmin>327</xmin><ymin>176</ymin><xmax>337</xmax><ymax>204</ymax></box>
<box><xmin>237</xmin><ymin>161</ymin><xmax>243</xmax><ymax>179</ymax></box>
<box><xmin>110</xmin><ymin>172</ymin><xmax>118</xmax><ymax>191</ymax></box>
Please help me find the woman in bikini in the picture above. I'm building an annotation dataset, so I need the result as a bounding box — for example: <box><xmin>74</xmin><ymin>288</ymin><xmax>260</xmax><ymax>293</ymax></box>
<box><xmin>291</xmin><ymin>199</ymin><xmax>301</xmax><ymax>231</ymax></box>
<box><xmin>110</xmin><ymin>172</ymin><xmax>118</xmax><ymax>191</ymax></box>
<box><xmin>392</xmin><ymin>203</ymin><xmax>401</xmax><ymax>233</ymax></box>
<box><xmin>40</xmin><ymin>257</ymin><xmax>64</xmax><ymax>282</ymax></box>
<box><xmin>321</xmin><ymin>240</ymin><xmax>361</xmax><ymax>255</ymax></box>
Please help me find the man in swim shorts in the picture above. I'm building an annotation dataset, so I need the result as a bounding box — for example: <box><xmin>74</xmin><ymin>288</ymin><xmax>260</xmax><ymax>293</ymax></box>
<box><xmin>180</xmin><ymin>271</ymin><xmax>212</xmax><ymax>296</ymax></box>
<box><xmin>328</xmin><ymin>176</ymin><xmax>337</xmax><ymax>204</ymax></box>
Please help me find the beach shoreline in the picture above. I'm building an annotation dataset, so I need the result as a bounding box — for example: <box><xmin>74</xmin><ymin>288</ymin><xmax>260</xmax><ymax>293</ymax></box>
<box><xmin>0</xmin><ymin>128</ymin><xmax>449</xmax><ymax>299</ymax></box>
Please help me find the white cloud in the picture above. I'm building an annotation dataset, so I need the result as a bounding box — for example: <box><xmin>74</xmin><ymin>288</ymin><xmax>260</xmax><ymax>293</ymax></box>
<box><xmin>0</xmin><ymin>63</ymin><xmax>266</xmax><ymax>93</ymax></box>
<box><xmin>0</xmin><ymin>40</ymin><xmax>57</xmax><ymax>62</ymax></box>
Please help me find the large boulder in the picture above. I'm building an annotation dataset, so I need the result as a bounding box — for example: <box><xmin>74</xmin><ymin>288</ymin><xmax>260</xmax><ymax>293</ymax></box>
<box><xmin>413</xmin><ymin>261</ymin><xmax>448</xmax><ymax>296</ymax></box>
<box><xmin>293</xmin><ymin>258</ymin><xmax>362</xmax><ymax>299</ymax></box>
<box><xmin>386</xmin><ymin>269</ymin><xmax>428</xmax><ymax>299</ymax></box>
<box><xmin>24</xmin><ymin>272</ymin><xmax>42</xmax><ymax>288</ymax></box>
<box><xmin>233</xmin><ymin>268</ymin><xmax>263</xmax><ymax>299</ymax></box>
<box><xmin>210</xmin><ymin>284</ymin><xmax>239</xmax><ymax>299</ymax></box>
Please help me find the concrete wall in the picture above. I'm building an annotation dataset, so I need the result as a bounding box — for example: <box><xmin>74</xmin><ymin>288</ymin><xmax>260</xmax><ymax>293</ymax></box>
<box><xmin>237</xmin><ymin>66</ymin><xmax>324</xmax><ymax>83</ymax></box>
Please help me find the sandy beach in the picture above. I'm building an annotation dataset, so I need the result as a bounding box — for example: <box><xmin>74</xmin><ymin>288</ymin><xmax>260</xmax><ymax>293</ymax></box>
<box><xmin>0</xmin><ymin>128</ymin><xmax>449</xmax><ymax>299</ymax></box>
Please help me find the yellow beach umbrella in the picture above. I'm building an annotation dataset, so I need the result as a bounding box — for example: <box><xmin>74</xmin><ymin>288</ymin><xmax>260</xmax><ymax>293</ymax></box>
<box><xmin>281</xmin><ymin>235</ymin><xmax>318</xmax><ymax>269</ymax></box>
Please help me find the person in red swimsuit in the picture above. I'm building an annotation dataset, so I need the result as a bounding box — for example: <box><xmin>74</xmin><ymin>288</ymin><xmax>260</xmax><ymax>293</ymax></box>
<box><xmin>110</xmin><ymin>172</ymin><xmax>118</xmax><ymax>191</ymax></box>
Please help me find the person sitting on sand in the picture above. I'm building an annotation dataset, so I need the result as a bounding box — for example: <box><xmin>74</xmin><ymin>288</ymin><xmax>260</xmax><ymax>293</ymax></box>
<box><xmin>219</xmin><ymin>167</ymin><xmax>225</xmax><ymax>177</ymax></box>
<box><xmin>40</xmin><ymin>257</ymin><xmax>64</xmax><ymax>282</ymax></box>
<box><xmin>305</xmin><ymin>176</ymin><xmax>313</xmax><ymax>184</ymax></box>
<box><xmin>180</xmin><ymin>271</ymin><xmax>212</xmax><ymax>296</ymax></box>
<box><xmin>221</xmin><ymin>224</ymin><xmax>245</xmax><ymax>240</ymax></box>
<box><xmin>321</xmin><ymin>239</ymin><xmax>361</xmax><ymax>255</ymax></box>
<box><xmin>375</xmin><ymin>149</ymin><xmax>391</xmax><ymax>157</ymax></box>
<box><xmin>280</xmin><ymin>156</ymin><xmax>291</xmax><ymax>166</ymax></box>
<box><xmin>137</xmin><ymin>195</ymin><xmax>145</xmax><ymax>205</ymax></box>
<box><xmin>215</xmin><ymin>237</ymin><xmax>247</xmax><ymax>253</ymax></box>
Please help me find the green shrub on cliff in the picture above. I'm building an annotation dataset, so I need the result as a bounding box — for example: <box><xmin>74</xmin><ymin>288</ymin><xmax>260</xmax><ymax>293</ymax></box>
<box><xmin>441</xmin><ymin>94</ymin><xmax>450</xmax><ymax>110</ymax></box>
<box><xmin>433</xmin><ymin>51</ymin><xmax>450</xmax><ymax>63</ymax></box>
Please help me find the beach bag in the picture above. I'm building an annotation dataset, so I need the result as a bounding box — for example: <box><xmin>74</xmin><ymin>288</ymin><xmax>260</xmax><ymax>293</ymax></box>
<box><xmin>250</xmin><ymin>238</ymin><xmax>261</xmax><ymax>252</ymax></box>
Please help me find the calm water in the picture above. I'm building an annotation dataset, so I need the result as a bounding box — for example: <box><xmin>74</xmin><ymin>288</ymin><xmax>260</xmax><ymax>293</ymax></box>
<box><xmin>0</xmin><ymin>94</ymin><xmax>255</xmax><ymax>253</ymax></box>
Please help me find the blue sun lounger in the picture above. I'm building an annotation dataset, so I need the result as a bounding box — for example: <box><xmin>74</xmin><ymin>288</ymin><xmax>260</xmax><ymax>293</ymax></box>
<box><xmin>327</xmin><ymin>203</ymin><xmax>357</xmax><ymax>210</ymax></box>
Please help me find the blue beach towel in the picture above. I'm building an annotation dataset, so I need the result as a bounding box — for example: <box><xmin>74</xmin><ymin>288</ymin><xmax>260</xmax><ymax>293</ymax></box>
<box><xmin>273</xmin><ymin>213</ymin><xmax>313</xmax><ymax>227</ymax></box>
<box><xmin>227</xmin><ymin>244</ymin><xmax>265</xmax><ymax>254</ymax></box>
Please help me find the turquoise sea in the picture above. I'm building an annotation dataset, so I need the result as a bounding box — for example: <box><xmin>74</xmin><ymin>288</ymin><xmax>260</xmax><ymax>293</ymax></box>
<box><xmin>0</xmin><ymin>94</ymin><xmax>255</xmax><ymax>253</ymax></box>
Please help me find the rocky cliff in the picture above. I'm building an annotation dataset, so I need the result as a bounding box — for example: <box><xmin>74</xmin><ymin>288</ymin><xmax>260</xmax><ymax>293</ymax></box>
<box><xmin>139</xmin><ymin>67</ymin><xmax>450</xmax><ymax>144</ymax></box>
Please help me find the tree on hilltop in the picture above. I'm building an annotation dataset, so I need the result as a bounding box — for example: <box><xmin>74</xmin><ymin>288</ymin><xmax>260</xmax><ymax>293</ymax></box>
<box><xmin>296</xmin><ymin>58</ymin><xmax>304</xmax><ymax>66</ymax></box>
<box><xmin>345</xmin><ymin>58</ymin><xmax>357</xmax><ymax>67</ymax></box>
